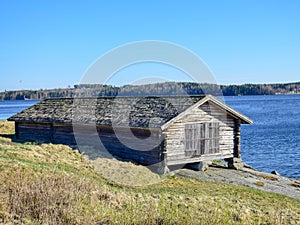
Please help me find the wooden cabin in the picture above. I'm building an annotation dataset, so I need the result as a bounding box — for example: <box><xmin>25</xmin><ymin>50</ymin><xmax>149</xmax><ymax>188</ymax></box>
<box><xmin>8</xmin><ymin>95</ymin><xmax>252</xmax><ymax>173</ymax></box>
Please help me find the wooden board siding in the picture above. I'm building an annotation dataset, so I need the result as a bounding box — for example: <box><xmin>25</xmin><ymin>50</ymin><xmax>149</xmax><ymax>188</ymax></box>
<box><xmin>163</xmin><ymin>102</ymin><xmax>235</xmax><ymax>166</ymax></box>
<box><xmin>15</xmin><ymin>122</ymin><xmax>162</xmax><ymax>166</ymax></box>
<box><xmin>16</xmin><ymin>122</ymin><xmax>53</xmax><ymax>142</ymax></box>
<box><xmin>73</xmin><ymin>125</ymin><xmax>162</xmax><ymax>165</ymax></box>
<box><xmin>52</xmin><ymin>124</ymin><xmax>77</xmax><ymax>145</ymax></box>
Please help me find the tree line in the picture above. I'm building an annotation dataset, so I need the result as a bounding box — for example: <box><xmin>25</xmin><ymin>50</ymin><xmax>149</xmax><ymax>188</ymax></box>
<box><xmin>0</xmin><ymin>82</ymin><xmax>299</xmax><ymax>100</ymax></box>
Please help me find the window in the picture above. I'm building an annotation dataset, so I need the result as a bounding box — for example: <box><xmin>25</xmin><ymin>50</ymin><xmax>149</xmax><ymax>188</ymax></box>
<box><xmin>185</xmin><ymin>122</ymin><xmax>220</xmax><ymax>157</ymax></box>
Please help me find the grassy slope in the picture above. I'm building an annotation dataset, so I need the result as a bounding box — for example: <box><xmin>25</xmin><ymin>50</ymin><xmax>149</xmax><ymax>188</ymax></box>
<box><xmin>0</xmin><ymin>121</ymin><xmax>299</xmax><ymax>225</ymax></box>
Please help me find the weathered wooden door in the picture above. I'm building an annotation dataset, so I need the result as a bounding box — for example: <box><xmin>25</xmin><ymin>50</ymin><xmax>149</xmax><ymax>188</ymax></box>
<box><xmin>184</xmin><ymin>122</ymin><xmax>219</xmax><ymax>157</ymax></box>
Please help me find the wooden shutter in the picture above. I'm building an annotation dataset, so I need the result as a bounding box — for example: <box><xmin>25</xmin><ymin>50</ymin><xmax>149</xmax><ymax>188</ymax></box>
<box><xmin>185</xmin><ymin>122</ymin><xmax>219</xmax><ymax>157</ymax></box>
<box><xmin>208</xmin><ymin>122</ymin><xmax>219</xmax><ymax>154</ymax></box>
<box><xmin>185</xmin><ymin>123</ymin><xmax>197</xmax><ymax>156</ymax></box>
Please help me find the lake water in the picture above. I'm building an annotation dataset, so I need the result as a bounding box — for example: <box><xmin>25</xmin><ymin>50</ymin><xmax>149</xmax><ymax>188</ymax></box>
<box><xmin>0</xmin><ymin>100</ymin><xmax>39</xmax><ymax>120</ymax></box>
<box><xmin>0</xmin><ymin>95</ymin><xmax>299</xmax><ymax>178</ymax></box>
<box><xmin>224</xmin><ymin>95</ymin><xmax>300</xmax><ymax>179</ymax></box>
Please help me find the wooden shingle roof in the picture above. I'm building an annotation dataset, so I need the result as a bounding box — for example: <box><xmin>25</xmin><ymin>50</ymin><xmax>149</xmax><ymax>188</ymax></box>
<box><xmin>8</xmin><ymin>95</ymin><xmax>252</xmax><ymax>128</ymax></box>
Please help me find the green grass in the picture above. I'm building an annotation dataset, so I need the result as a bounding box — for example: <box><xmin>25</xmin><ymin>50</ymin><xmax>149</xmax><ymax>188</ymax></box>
<box><xmin>0</xmin><ymin>120</ymin><xmax>300</xmax><ymax>224</ymax></box>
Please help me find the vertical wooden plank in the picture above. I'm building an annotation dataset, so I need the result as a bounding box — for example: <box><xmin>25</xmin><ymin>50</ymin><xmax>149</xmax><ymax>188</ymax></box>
<box><xmin>204</xmin><ymin>123</ymin><xmax>209</xmax><ymax>154</ymax></box>
<box><xmin>233</xmin><ymin>119</ymin><xmax>241</xmax><ymax>158</ymax></box>
<box><xmin>185</xmin><ymin>123</ymin><xmax>192</xmax><ymax>156</ymax></box>
<box><xmin>184</xmin><ymin>124</ymin><xmax>188</xmax><ymax>155</ymax></box>
<box><xmin>195</xmin><ymin>123</ymin><xmax>200</xmax><ymax>155</ymax></box>
<box><xmin>200</xmin><ymin>123</ymin><xmax>205</xmax><ymax>155</ymax></box>
<box><xmin>210</xmin><ymin>122</ymin><xmax>214</xmax><ymax>154</ymax></box>
<box><xmin>189</xmin><ymin>124</ymin><xmax>192</xmax><ymax>155</ymax></box>
<box><xmin>217</xmin><ymin>122</ymin><xmax>220</xmax><ymax>152</ymax></box>
<box><xmin>193</xmin><ymin>123</ymin><xmax>196</xmax><ymax>156</ymax></box>
<box><xmin>192</xmin><ymin>124</ymin><xmax>195</xmax><ymax>151</ymax></box>
<box><xmin>216</xmin><ymin>122</ymin><xmax>220</xmax><ymax>153</ymax></box>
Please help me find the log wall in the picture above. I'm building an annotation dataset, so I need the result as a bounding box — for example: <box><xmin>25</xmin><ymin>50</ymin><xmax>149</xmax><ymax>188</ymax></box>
<box><xmin>163</xmin><ymin>102</ymin><xmax>236</xmax><ymax>166</ymax></box>
<box><xmin>16</xmin><ymin>122</ymin><xmax>53</xmax><ymax>142</ymax></box>
<box><xmin>15</xmin><ymin>122</ymin><xmax>162</xmax><ymax>166</ymax></box>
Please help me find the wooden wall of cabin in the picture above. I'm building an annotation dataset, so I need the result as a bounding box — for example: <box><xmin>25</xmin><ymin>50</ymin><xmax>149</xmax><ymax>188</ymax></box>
<box><xmin>15</xmin><ymin>122</ymin><xmax>77</xmax><ymax>145</ymax></box>
<box><xmin>75</xmin><ymin>125</ymin><xmax>163</xmax><ymax>166</ymax></box>
<box><xmin>15</xmin><ymin>121</ymin><xmax>163</xmax><ymax>167</ymax></box>
<box><xmin>16</xmin><ymin>122</ymin><xmax>53</xmax><ymax>142</ymax></box>
<box><xmin>52</xmin><ymin>124</ymin><xmax>77</xmax><ymax>145</ymax></box>
<box><xmin>163</xmin><ymin>102</ymin><xmax>236</xmax><ymax>166</ymax></box>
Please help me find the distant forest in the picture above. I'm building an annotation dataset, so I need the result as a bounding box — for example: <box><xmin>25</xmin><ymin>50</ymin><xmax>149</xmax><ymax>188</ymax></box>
<box><xmin>1</xmin><ymin>81</ymin><xmax>300</xmax><ymax>100</ymax></box>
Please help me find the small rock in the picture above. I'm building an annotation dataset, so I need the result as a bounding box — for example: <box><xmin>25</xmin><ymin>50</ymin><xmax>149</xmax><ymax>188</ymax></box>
<box><xmin>271</xmin><ymin>170</ymin><xmax>280</xmax><ymax>176</ymax></box>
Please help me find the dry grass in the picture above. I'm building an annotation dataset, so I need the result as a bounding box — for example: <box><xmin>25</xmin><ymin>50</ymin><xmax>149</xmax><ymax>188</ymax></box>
<box><xmin>254</xmin><ymin>181</ymin><xmax>265</xmax><ymax>187</ymax></box>
<box><xmin>0</xmin><ymin>120</ymin><xmax>300</xmax><ymax>224</ymax></box>
<box><xmin>258</xmin><ymin>174</ymin><xmax>279</xmax><ymax>181</ymax></box>
<box><xmin>0</xmin><ymin>120</ymin><xmax>14</xmax><ymax>143</ymax></box>
<box><xmin>0</xmin><ymin>120</ymin><xmax>14</xmax><ymax>134</ymax></box>
<box><xmin>2</xmin><ymin>169</ymin><xmax>299</xmax><ymax>225</ymax></box>
<box><xmin>91</xmin><ymin>157</ymin><xmax>162</xmax><ymax>187</ymax></box>
<box><xmin>1</xmin><ymin>170</ymin><xmax>102</xmax><ymax>224</ymax></box>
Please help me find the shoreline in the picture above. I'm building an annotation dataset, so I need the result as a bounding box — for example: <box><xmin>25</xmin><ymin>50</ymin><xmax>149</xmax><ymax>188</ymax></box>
<box><xmin>176</xmin><ymin>162</ymin><xmax>300</xmax><ymax>201</ymax></box>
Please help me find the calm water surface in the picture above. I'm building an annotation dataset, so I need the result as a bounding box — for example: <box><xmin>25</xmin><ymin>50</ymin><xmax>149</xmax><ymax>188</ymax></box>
<box><xmin>225</xmin><ymin>95</ymin><xmax>300</xmax><ymax>179</ymax></box>
<box><xmin>0</xmin><ymin>100</ymin><xmax>39</xmax><ymax>120</ymax></box>
<box><xmin>0</xmin><ymin>96</ymin><xmax>299</xmax><ymax>178</ymax></box>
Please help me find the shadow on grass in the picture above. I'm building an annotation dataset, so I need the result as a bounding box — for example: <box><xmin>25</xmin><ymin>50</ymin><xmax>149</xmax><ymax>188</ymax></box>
<box><xmin>0</xmin><ymin>133</ymin><xmax>163</xmax><ymax>174</ymax></box>
<box><xmin>1</xmin><ymin>133</ymin><xmax>230</xmax><ymax>174</ymax></box>
<box><xmin>0</xmin><ymin>133</ymin><xmax>39</xmax><ymax>144</ymax></box>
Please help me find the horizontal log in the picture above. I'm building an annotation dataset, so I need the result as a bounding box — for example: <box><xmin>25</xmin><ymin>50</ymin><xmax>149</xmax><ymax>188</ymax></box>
<box><xmin>167</xmin><ymin>153</ymin><xmax>234</xmax><ymax>166</ymax></box>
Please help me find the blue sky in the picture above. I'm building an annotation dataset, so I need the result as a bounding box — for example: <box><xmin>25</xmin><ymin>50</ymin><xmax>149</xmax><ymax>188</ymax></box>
<box><xmin>0</xmin><ymin>0</ymin><xmax>299</xmax><ymax>91</ymax></box>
